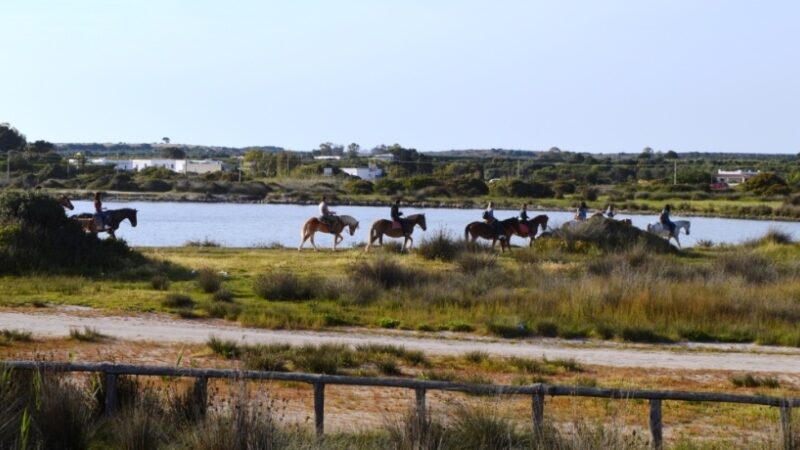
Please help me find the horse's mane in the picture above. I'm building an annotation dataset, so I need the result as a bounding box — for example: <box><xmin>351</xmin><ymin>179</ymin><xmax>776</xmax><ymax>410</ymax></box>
<box><xmin>338</xmin><ymin>215</ymin><xmax>358</xmax><ymax>226</ymax></box>
<box><xmin>406</xmin><ymin>213</ymin><xmax>424</xmax><ymax>220</ymax></box>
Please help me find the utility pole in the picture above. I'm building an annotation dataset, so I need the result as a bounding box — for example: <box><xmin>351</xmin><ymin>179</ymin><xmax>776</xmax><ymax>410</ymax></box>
<box><xmin>517</xmin><ymin>160</ymin><xmax>520</xmax><ymax>178</ymax></box>
<box><xmin>673</xmin><ymin>160</ymin><xmax>677</xmax><ymax>185</ymax></box>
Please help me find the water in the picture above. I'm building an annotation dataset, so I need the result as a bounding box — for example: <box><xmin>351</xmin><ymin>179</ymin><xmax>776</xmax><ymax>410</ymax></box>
<box><xmin>72</xmin><ymin>201</ymin><xmax>800</xmax><ymax>248</ymax></box>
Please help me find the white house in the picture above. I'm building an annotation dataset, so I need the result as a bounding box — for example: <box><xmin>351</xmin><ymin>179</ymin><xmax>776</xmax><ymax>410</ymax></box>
<box><xmin>370</xmin><ymin>153</ymin><xmax>395</xmax><ymax>162</ymax></box>
<box><xmin>342</xmin><ymin>165</ymin><xmax>383</xmax><ymax>181</ymax></box>
<box><xmin>313</xmin><ymin>155</ymin><xmax>342</xmax><ymax>161</ymax></box>
<box><xmin>70</xmin><ymin>158</ymin><xmax>222</xmax><ymax>174</ymax></box>
<box><xmin>714</xmin><ymin>169</ymin><xmax>760</xmax><ymax>186</ymax></box>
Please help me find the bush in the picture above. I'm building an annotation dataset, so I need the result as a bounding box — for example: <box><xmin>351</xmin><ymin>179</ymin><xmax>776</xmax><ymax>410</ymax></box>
<box><xmin>717</xmin><ymin>252</ymin><xmax>777</xmax><ymax>284</ymax></box>
<box><xmin>0</xmin><ymin>191</ymin><xmax>144</xmax><ymax>275</ymax></box>
<box><xmin>447</xmin><ymin>178</ymin><xmax>489</xmax><ymax>196</ymax></box>
<box><xmin>620</xmin><ymin>326</ymin><xmax>673</xmax><ymax>343</ymax></box>
<box><xmin>150</xmin><ymin>275</ymin><xmax>170</xmax><ymax>290</ymax></box>
<box><xmin>212</xmin><ymin>287</ymin><xmax>234</xmax><ymax>302</ymax></box>
<box><xmin>196</xmin><ymin>268</ymin><xmax>222</xmax><ymax>293</ymax></box>
<box><xmin>162</xmin><ymin>293</ymin><xmax>195</xmax><ymax>309</ymax></box>
<box><xmin>416</xmin><ymin>229</ymin><xmax>460</xmax><ymax>262</ymax></box>
<box><xmin>343</xmin><ymin>178</ymin><xmax>374</xmax><ymax>195</ymax></box>
<box><xmin>374</xmin><ymin>178</ymin><xmax>404</xmax><ymax>195</ymax></box>
<box><xmin>455</xmin><ymin>252</ymin><xmax>497</xmax><ymax>274</ymax></box>
<box><xmin>70</xmin><ymin>326</ymin><xmax>109</xmax><ymax>342</ymax></box>
<box><xmin>348</xmin><ymin>258</ymin><xmax>423</xmax><ymax>289</ymax></box>
<box><xmin>254</xmin><ymin>272</ymin><xmax>318</xmax><ymax>301</ymax></box>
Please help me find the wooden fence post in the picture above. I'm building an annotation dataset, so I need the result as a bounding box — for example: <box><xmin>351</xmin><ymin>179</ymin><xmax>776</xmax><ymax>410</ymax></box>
<box><xmin>649</xmin><ymin>399</ymin><xmax>663</xmax><ymax>450</ymax></box>
<box><xmin>532</xmin><ymin>391</ymin><xmax>544</xmax><ymax>438</ymax></box>
<box><xmin>781</xmin><ymin>403</ymin><xmax>794</xmax><ymax>450</ymax></box>
<box><xmin>314</xmin><ymin>382</ymin><xmax>325</xmax><ymax>438</ymax></box>
<box><xmin>104</xmin><ymin>373</ymin><xmax>118</xmax><ymax>415</ymax></box>
<box><xmin>415</xmin><ymin>387</ymin><xmax>427</xmax><ymax>424</ymax></box>
<box><xmin>194</xmin><ymin>376</ymin><xmax>208</xmax><ymax>418</ymax></box>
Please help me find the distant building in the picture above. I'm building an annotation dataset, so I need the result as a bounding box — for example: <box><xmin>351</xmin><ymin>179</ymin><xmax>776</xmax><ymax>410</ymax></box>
<box><xmin>313</xmin><ymin>155</ymin><xmax>342</xmax><ymax>161</ymax></box>
<box><xmin>342</xmin><ymin>164</ymin><xmax>383</xmax><ymax>181</ymax></box>
<box><xmin>70</xmin><ymin>158</ymin><xmax>222</xmax><ymax>174</ymax></box>
<box><xmin>323</xmin><ymin>167</ymin><xmax>334</xmax><ymax>177</ymax></box>
<box><xmin>714</xmin><ymin>169</ymin><xmax>759</xmax><ymax>186</ymax></box>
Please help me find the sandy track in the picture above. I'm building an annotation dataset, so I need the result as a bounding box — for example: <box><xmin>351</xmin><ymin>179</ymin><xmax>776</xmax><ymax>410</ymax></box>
<box><xmin>4</xmin><ymin>309</ymin><xmax>799</xmax><ymax>373</ymax></box>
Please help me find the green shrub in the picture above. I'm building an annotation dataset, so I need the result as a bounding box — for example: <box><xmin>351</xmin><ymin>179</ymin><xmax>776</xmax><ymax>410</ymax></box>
<box><xmin>69</xmin><ymin>326</ymin><xmax>108</xmax><ymax>342</ymax></box>
<box><xmin>416</xmin><ymin>229</ymin><xmax>460</xmax><ymax>261</ymax></box>
<box><xmin>212</xmin><ymin>287</ymin><xmax>234</xmax><ymax>302</ymax></box>
<box><xmin>730</xmin><ymin>374</ymin><xmax>780</xmax><ymax>388</ymax></box>
<box><xmin>377</xmin><ymin>318</ymin><xmax>400</xmax><ymax>329</ymax></box>
<box><xmin>253</xmin><ymin>272</ymin><xmax>317</xmax><ymax>301</ymax></box>
<box><xmin>620</xmin><ymin>326</ymin><xmax>673</xmax><ymax>343</ymax></box>
<box><xmin>196</xmin><ymin>268</ymin><xmax>222</xmax><ymax>293</ymax></box>
<box><xmin>162</xmin><ymin>293</ymin><xmax>195</xmax><ymax>309</ymax></box>
<box><xmin>150</xmin><ymin>274</ymin><xmax>170</xmax><ymax>290</ymax></box>
<box><xmin>348</xmin><ymin>258</ymin><xmax>423</xmax><ymax>289</ymax></box>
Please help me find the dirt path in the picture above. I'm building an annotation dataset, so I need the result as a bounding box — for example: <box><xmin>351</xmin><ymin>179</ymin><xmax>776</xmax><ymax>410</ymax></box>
<box><xmin>4</xmin><ymin>309</ymin><xmax>800</xmax><ymax>373</ymax></box>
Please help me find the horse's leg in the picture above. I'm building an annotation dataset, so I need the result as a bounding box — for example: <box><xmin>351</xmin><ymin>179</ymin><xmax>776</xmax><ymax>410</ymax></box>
<box><xmin>406</xmin><ymin>236</ymin><xmax>413</xmax><ymax>250</ymax></box>
<box><xmin>310</xmin><ymin>232</ymin><xmax>318</xmax><ymax>251</ymax></box>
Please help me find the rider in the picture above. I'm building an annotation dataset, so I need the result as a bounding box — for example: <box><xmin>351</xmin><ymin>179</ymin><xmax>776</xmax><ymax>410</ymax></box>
<box><xmin>390</xmin><ymin>199</ymin><xmax>408</xmax><ymax>235</ymax></box>
<box><xmin>660</xmin><ymin>204</ymin><xmax>676</xmax><ymax>236</ymax></box>
<box><xmin>93</xmin><ymin>192</ymin><xmax>108</xmax><ymax>229</ymax></box>
<box><xmin>318</xmin><ymin>195</ymin><xmax>336</xmax><ymax>228</ymax></box>
<box><xmin>605</xmin><ymin>204</ymin><xmax>616</xmax><ymax>219</ymax></box>
<box><xmin>575</xmin><ymin>201</ymin><xmax>588</xmax><ymax>221</ymax></box>
<box><xmin>483</xmin><ymin>201</ymin><xmax>504</xmax><ymax>239</ymax></box>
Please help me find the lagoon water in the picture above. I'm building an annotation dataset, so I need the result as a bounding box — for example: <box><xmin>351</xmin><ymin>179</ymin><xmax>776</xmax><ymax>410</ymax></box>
<box><xmin>72</xmin><ymin>201</ymin><xmax>800</xmax><ymax>248</ymax></box>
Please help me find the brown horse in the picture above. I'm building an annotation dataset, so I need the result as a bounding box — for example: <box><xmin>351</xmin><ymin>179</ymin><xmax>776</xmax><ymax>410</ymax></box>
<box><xmin>366</xmin><ymin>213</ymin><xmax>427</xmax><ymax>252</ymax></box>
<box><xmin>510</xmin><ymin>214</ymin><xmax>549</xmax><ymax>247</ymax></box>
<box><xmin>464</xmin><ymin>218</ymin><xmax>517</xmax><ymax>252</ymax></box>
<box><xmin>299</xmin><ymin>215</ymin><xmax>359</xmax><ymax>251</ymax></box>
<box><xmin>73</xmin><ymin>208</ymin><xmax>138</xmax><ymax>239</ymax></box>
<box><xmin>57</xmin><ymin>194</ymin><xmax>74</xmax><ymax>211</ymax></box>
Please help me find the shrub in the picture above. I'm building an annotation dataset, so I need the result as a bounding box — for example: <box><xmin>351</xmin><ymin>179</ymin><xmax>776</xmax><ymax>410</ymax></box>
<box><xmin>416</xmin><ymin>229</ymin><xmax>460</xmax><ymax>261</ymax></box>
<box><xmin>620</xmin><ymin>326</ymin><xmax>673</xmax><ymax>343</ymax></box>
<box><xmin>717</xmin><ymin>252</ymin><xmax>777</xmax><ymax>284</ymax></box>
<box><xmin>730</xmin><ymin>374</ymin><xmax>780</xmax><ymax>388</ymax></box>
<box><xmin>343</xmin><ymin>178</ymin><xmax>374</xmax><ymax>195</ymax></box>
<box><xmin>377</xmin><ymin>318</ymin><xmax>400</xmax><ymax>329</ymax></box>
<box><xmin>69</xmin><ymin>326</ymin><xmax>109</xmax><ymax>342</ymax></box>
<box><xmin>162</xmin><ymin>293</ymin><xmax>195</xmax><ymax>309</ymax></box>
<box><xmin>486</xmin><ymin>321</ymin><xmax>531</xmax><ymax>339</ymax></box>
<box><xmin>196</xmin><ymin>268</ymin><xmax>222</xmax><ymax>293</ymax></box>
<box><xmin>184</xmin><ymin>238</ymin><xmax>221</xmax><ymax>248</ymax></box>
<box><xmin>348</xmin><ymin>258</ymin><xmax>423</xmax><ymax>289</ymax></box>
<box><xmin>0</xmin><ymin>329</ymin><xmax>33</xmax><ymax>344</ymax></box>
<box><xmin>456</xmin><ymin>252</ymin><xmax>497</xmax><ymax>274</ymax></box>
<box><xmin>212</xmin><ymin>287</ymin><xmax>234</xmax><ymax>302</ymax></box>
<box><xmin>150</xmin><ymin>274</ymin><xmax>170</xmax><ymax>290</ymax></box>
<box><xmin>253</xmin><ymin>272</ymin><xmax>317</xmax><ymax>301</ymax></box>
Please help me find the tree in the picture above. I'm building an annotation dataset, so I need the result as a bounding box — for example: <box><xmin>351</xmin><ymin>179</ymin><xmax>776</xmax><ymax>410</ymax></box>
<box><xmin>638</xmin><ymin>147</ymin><xmax>654</xmax><ymax>160</ymax></box>
<box><xmin>0</xmin><ymin>123</ymin><xmax>26</xmax><ymax>153</ymax></box>
<box><xmin>28</xmin><ymin>140</ymin><xmax>55</xmax><ymax>154</ymax></box>
<box><xmin>162</xmin><ymin>137</ymin><xmax>170</xmax><ymax>144</ymax></box>
<box><xmin>160</xmin><ymin>147</ymin><xmax>186</xmax><ymax>159</ymax></box>
<box><xmin>347</xmin><ymin>143</ymin><xmax>360</xmax><ymax>159</ymax></box>
<box><xmin>665</xmin><ymin>150</ymin><xmax>679</xmax><ymax>159</ymax></box>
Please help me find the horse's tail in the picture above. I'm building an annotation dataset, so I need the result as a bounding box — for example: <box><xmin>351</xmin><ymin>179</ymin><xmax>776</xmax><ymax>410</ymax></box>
<box><xmin>464</xmin><ymin>224</ymin><xmax>471</xmax><ymax>241</ymax></box>
<box><xmin>301</xmin><ymin>219</ymin><xmax>312</xmax><ymax>240</ymax></box>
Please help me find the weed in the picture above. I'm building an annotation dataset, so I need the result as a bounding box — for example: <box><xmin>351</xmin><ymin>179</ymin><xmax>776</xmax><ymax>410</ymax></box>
<box><xmin>184</xmin><ymin>238</ymin><xmax>221</xmax><ymax>247</ymax></box>
<box><xmin>0</xmin><ymin>329</ymin><xmax>33</xmax><ymax>344</ymax></box>
<box><xmin>377</xmin><ymin>317</ymin><xmax>400</xmax><ymax>329</ymax></box>
<box><xmin>150</xmin><ymin>274</ymin><xmax>170</xmax><ymax>290</ymax></box>
<box><xmin>162</xmin><ymin>293</ymin><xmax>195</xmax><ymax>309</ymax></box>
<box><xmin>620</xmin><ymin>326</ymin><xmax>674</xmax><ymax>344</ymax></box>
<box><xmin>253</xmin><ymin>272</ymin><xmax>316</xmax><ymax>301</ymax></box>
<box><xmin>416</xmin><ymin>229</ymin><xmax>460</xmax><ymax>261</ymax></box>
<box><xmin>730</xmin><ymin>374</ymin><xmax>780</xmax><ymax>388</ymax></box>
<box><xmin>463</xmin><ymin>351</ymin><xmax>489</xmax><ymax>365</ymax></box>
<box><xmin>207</xmin><ymin>336</ymin><xmax>241</xmax><ymax>358</ymax></box>
<box><xmin>196</xmin><ymin>268</ymin><xmax>222</xmax><ymax>293</ymax></box>
<box><xmin>69</xmin><ymin>326</ymin><xmax>108</xmax><ymax>342</ymax></box>
<box><xmin>212</xmin><ymin>287</ymin><xmax>234</xmax><ymax>302</ymax></box>
<box><xmin>349</xmin><ymin>257</ymin><xmax>424</xmax><ymax>289</ymax></box>
<box><xmin>455</xmin><ymin>252</ymin><xmax>497</xmax><ymax>274</ymax></box>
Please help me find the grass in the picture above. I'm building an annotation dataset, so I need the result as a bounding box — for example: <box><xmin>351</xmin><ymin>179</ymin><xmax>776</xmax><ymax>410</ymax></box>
<box><xmin>69</xmin><ymin>326</ymin><xmax>109</xmax><ymax>342</ymax></box>
<box><xmin>0</xmin><ymin>329</ymin><xmax>33</xmax><ymax>345</ymax></box>
<box><xmin>5</xmin><ymin>228</ymin><xmax>800</xmax><ymax>346</ymax></box>
<box><xmin>730</xmin><ymin>374</ymin><xmax>780</xmax><ymax>389</ymax></box>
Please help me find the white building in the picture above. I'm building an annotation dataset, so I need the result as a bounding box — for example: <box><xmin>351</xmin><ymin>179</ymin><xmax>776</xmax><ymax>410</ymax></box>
<box><xmin>714</xmin><ymin>169</ymin><xmax>760</xmax><ymax>186</ymax></box>
<box><xmin>70</xmin><ymin>158</ymin><xmax>222</xmax><ymax>174</ymax></box>
<box><xmin>313</xmin><ymin>155</ymin><xmax>342</xmax><ymax>161</ymax></box>
<box><xmin>370</xmin><ymin>153</ymin><xmax>395</xmax><ymax>162</ymax></box>
<box><xmin>342</xmin><ymin>165</ymin><xmax>383</xmax><ymax>181</ymax></box>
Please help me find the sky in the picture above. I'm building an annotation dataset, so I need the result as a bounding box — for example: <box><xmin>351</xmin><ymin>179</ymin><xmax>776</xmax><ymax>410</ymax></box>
<box><xmin>1</xmin><ymin>1</ymin><xmax>799</xmax><ymax>153</ymax></box>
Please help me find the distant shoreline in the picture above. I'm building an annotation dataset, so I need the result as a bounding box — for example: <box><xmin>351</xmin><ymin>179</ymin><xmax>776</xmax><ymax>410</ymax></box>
<box><xmin>50</xmin><ymin>189</ymin><xmax>800</xmax><ymax>222</ymax></box>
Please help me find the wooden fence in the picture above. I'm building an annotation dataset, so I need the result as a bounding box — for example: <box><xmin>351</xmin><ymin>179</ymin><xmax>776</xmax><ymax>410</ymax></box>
<box><xmin>3</xmin><ymin>361</ymin><xmax>797</xmax><ymax>450</ymax></box>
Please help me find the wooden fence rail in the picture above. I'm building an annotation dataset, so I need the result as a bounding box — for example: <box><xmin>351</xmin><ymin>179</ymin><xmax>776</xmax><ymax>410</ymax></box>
<box><xmin>2</xmin><ymin>361</ymin><xmax>797</xmax><ymax>450</ymax></box>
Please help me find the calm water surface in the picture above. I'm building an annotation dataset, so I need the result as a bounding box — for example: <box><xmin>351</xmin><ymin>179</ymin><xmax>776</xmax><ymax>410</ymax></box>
<box><xmin>73</xmin><ymin>201</ymin><xmax>800</xmax><ymax>248</ymax></box>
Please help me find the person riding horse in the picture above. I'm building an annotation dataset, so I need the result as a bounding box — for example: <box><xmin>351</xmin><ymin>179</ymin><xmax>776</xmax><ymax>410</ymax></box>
<box><xmin>575</xmin><ymin>201</ymin><xmax>588</xmax><ymax>221</ymax></box>
<box><xmin>660</xmin><ymin>204</ymin><xmax>676</xmax><ymax>236</ymax></box>
<box><xmin>518</xmin><ymin>203</ymin><xmax>532</xmax><ymax>236</ymax></box>
<box><xmin>93</xmin><ymin>192</ymin><xmax>109</xmax><ymax>229</ymax></box>
<box><xmin>318</xmin><ymin>196</ymin><xmax>338</xmax><ymax>228</ymax></box>
<box><xmin>391</xmin><ymin>199</ymin><xmax>408</xmax><ymax>235</ymax></box>
<box><xmin>483</xmin><ymin>201</ymin><xmax>504</xmax><ymax>240</ymax></box>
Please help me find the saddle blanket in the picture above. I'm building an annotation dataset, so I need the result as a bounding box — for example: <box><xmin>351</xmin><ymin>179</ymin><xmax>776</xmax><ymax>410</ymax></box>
<box><xmin>392</xmin><ymin>221</ymin><xmax>402</xmax><ymax>230</ymax></box>
<box><xmin>519</xmin><ymin>223</ymin><xmax>529</xmax><ymax>235</ymax></box>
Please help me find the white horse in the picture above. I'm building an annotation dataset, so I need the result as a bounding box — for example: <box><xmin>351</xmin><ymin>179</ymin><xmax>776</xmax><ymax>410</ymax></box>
<box><xmin>299</xmin><ymin>214</ymin><xmax>359</xmax><ymax>251</ymax></box>
<box><xmin>647</xmin><ymin>220</ymin><xmax>691</xmax><ymax>248</ymax></box>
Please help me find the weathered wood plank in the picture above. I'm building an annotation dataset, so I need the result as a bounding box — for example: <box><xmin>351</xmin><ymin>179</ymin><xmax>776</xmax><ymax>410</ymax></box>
<box><xmin>104</xmin><ymin>373</ymin><xmax>117</xmax><ymax>415</ymax></box>
<box><xmin>314</xmin><ymin>382</ymin><xmax>325</xmax><ymax>438</ymax></box>
<box><xmin>532</xmin><ymin>391</ymin><xmax>544</xmax><ymax>438</ymax></box>
<box><xmin>781</xmin><ymin>404</ymin><xmax>794</xmax><ymax>450</ymax></box>
<box><xmin>650</xmin><ymin>399</ymin><xmax>663</xmax><ymax>450</ymax></box>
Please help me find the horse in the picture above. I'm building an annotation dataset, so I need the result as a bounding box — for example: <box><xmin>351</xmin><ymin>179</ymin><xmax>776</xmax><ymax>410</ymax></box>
<box><xmin>73</xmin><ymin>208</ymin><xmax>138</xmax><ymax>239</ymax></box>
<box><xmin>366</xmin><ymin>213</ymin><xmax>427</xmax><ymax>252</ymax></box>
<box><xmin>509</xmin><ymin>214</ymin><xmax>549</xmax><ymax>247</ymax></box>
<box><xmin>299</xmin><ymin>215</ymin><xmax>359</xmax><ymax>251</ymax></box>
<box><xmin>647</xmin><ymin>220</ymin><xmax>691</xmax><ymax>248</ymax></box>
<box><xmin>57</xmin><ymin>195</ymin><xmax>74</xmax><ymax>211</ymax></box>
<box><xmin>464</xmin><ymin>217</ymin><xmax>518</xmax><ymax>252</ymax></box>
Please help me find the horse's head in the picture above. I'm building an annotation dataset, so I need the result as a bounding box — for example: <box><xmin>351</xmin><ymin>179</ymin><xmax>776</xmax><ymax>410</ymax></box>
<box><xmin>538</xmin><ymin>215</ymin><xmax>549</xmax><ymax>232</ymax></box>
<box><xmin>129</xmin><ymin>209</ymin><xmax>138</xmax><ymax>227</ymax></box>
<box><xmin>684</xmin><ymin>222</ymin><xmax>690</xmax><ymax>236</ymax></box>
<box><xmin>348</xmin><ymin>221</ymin><xmax>359</xmax><ymax>236</ymax></box>
<box><xmin>58</xmin><ymin>195</ymin><xmax>74</xmax><ymax>210</ymax></box>
<box><xmin>417</xmin><ymin>214</ymin><xmax>427</xmax><ymax>231</ymax></box>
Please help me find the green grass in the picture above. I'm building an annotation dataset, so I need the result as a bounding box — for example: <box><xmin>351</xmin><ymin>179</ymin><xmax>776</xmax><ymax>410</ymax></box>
<box><xmin>69</xmin><ymin>326</ymin><xmax>108</xmax><ymax>342</ymax></box>
<box><xmin>4</xmin><ymin>231</ymin><xmax>800</xmax><ymax>346</ymax></box>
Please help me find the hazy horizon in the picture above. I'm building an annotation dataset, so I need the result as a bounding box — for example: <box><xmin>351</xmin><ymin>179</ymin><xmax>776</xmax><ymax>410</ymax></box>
<box><xmin>2</xmin><ymin>1</ymin><xmax>799</xmax><ymax>154</ymax></box>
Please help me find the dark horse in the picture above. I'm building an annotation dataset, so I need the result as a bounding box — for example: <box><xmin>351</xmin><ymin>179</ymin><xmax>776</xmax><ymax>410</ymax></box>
<box><xmin>464</xmin><ymin>218</ymin><xmax>518</xmax><ymax>252</ymax></box>
<box><xmin>366</xmin><ymin>213</ymin><xmax>427</xmax><ymax>252</ymax></box>
<box><xmin>73</xmin><ymin>208</ymin><xmax>138</xmax><ymax>239</ymax></box>
<box><xmin>510</xmin><ymin>214</ymin><xmax>549</xmax><ymax>247</ymax></box>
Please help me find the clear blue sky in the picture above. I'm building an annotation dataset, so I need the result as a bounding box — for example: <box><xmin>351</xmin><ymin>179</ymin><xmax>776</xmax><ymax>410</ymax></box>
<box><xmin>2</xmin><ymin>0</ymin><xmax>798</xmax><ymax>153</ymax></box>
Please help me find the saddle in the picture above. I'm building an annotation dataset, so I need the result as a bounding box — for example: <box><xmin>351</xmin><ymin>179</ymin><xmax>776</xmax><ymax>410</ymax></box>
<box><xmin>391</xmin><ymin>220</ymin><xmax>403</xmax><ymax>230</ymax></box>
<box><xmin>519</xmin><ymin>223</ymin><xmax>530</xmax><ymax>236</ymax></box>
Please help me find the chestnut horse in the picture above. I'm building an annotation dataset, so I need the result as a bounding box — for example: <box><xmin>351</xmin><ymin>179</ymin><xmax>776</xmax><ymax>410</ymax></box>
<box><xmin>366</xmin><ymin>213</ymin><xmax>427</xmax><ymax>252</ymax></box>
<box><xmin>464</xmin><ymin>218</ymin><xmax>518</xmax><ymax>252</ymax></box>
<box><xmin>510</xmin><ymin>214</ymin><xmax>549</xmax><ymax>247</ymax></box>
<box><xmin>299</xmin><ymin>215</ymin><xmax>359</xmax><ymax>251</ymax></box>
<box><xmin>57</xmin><ymin>194</ymin><xmax>74</xmax><ymax>211</ymax></box>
